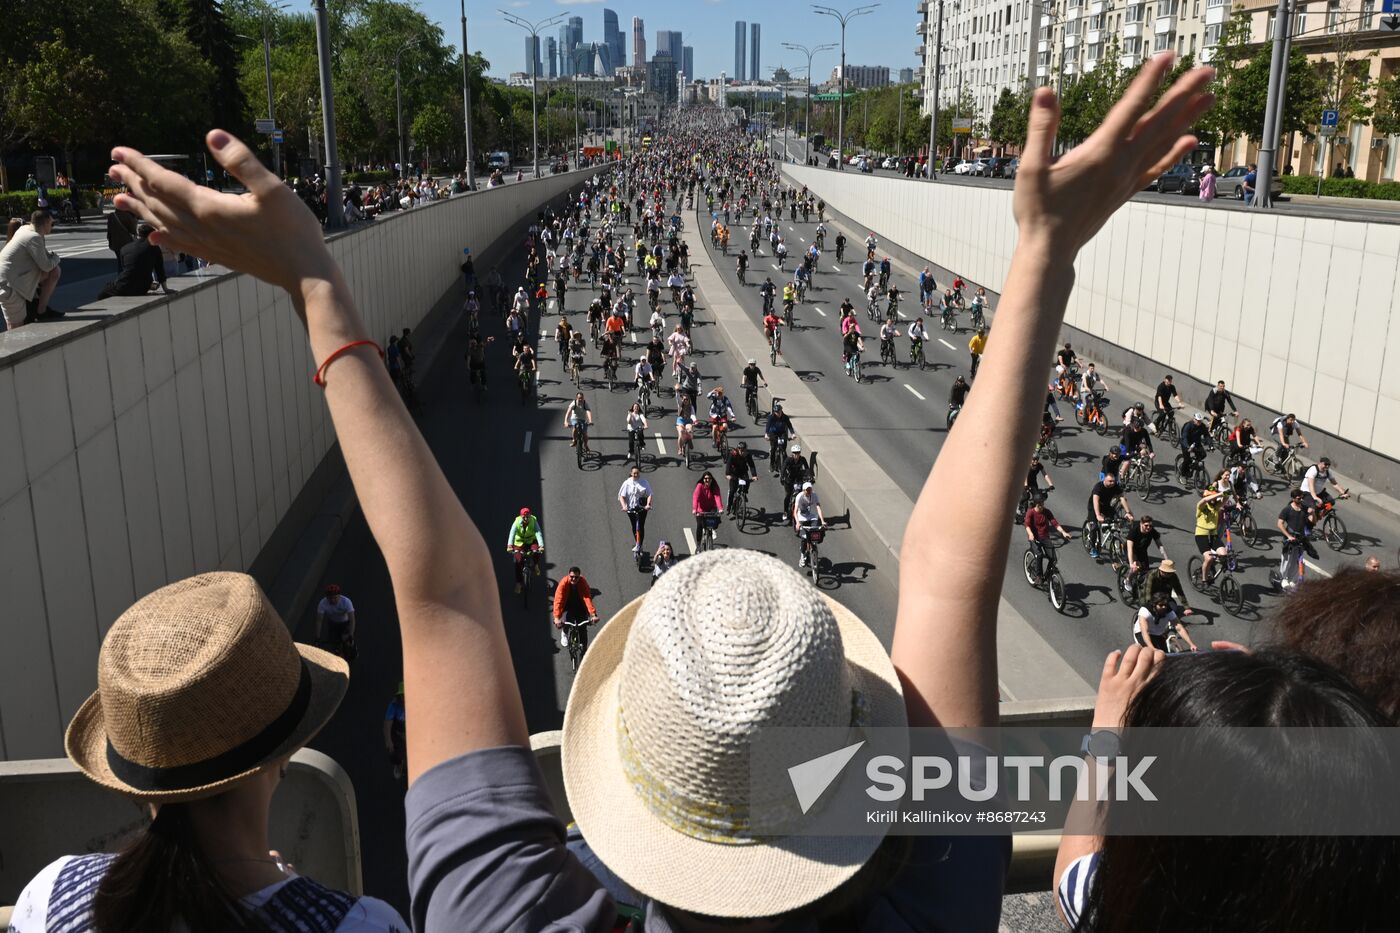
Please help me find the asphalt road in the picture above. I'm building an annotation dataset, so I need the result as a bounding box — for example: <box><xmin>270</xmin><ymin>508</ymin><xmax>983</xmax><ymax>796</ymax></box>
<box><xmin>771</xmin><ymin>133</ymin><xmax>1400</xmax><ymax>225</ymax></box>
<box><xmin>297</xmin><ymin>209</ymin><xmax>900</xmax><ymax>915</ymax></box>
<box><xmin>699</xmin><ymin>189</ymin><xmax>1400</xmax><ymax>684</ymax></box>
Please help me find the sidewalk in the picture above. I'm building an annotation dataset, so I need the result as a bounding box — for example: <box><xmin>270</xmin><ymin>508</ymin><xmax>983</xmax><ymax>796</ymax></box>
<box><xmin>685</xmin><ymin>210</ymin><xmax>1093</xmax><ymax>705</ymax></box>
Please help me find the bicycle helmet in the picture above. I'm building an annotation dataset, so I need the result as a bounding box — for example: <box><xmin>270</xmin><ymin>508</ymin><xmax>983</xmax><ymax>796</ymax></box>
<box><xmin>1193</xmin><ymin>412</ymin><xmax>1205</xmax><ymax>421</ymax></box>
<box><xmin>747</xmin><ymin>358</ymin><xmax>756</xmax><ymax>365</ymax></box>
<box><xmin>1030</xmin><ymin>493</ymin><xmax>1046</xmax><ymax>505</ymax></box>
<box><xmin>520</xmin><ymin>507</ymin><xmax>532</xmax><ymax>516</ymax></box>
<box><xmin>790</xmin><ymin>445</ymin><xmax>801</xmax><ymax>454</ymax></box>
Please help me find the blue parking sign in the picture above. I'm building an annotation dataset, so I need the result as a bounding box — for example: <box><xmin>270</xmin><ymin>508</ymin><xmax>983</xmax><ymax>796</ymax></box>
<box><xmin>1385</xmin><ymin>0</ymin><xmax>1398</xmax><ymax>13</ymax></box>
<box><xmin>1321</xmin><ymin>109</ymin><xmax>1339</xmax><ymax>127</ymax></box>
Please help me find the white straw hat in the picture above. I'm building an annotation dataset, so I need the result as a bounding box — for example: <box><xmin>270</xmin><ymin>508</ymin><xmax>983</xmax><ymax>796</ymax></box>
<box><xmin>562</xmin><ymin>550</ymin><xmax>905</xmax><ymax>918</ymax></box>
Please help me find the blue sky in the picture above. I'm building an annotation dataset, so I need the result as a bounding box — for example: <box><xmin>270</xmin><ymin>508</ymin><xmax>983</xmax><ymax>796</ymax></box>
<box><xmin>418</xmin><ymin>0</ymin><xmax>920</xmax><ymax>81</ymax></box>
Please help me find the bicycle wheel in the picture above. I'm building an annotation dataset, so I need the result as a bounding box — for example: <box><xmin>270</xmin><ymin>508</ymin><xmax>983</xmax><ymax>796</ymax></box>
<box><xmin>520</xmin><ymin>563</ymin><xmax>531</xmax><ymax>608</ymax></box>
<box><xmin>1241</xmin><ymin>511</ymin><xmax>1259</xmax><ymax>547</ymax></box>
<box><xmin>1138</xmin><ymin>466</ymin><xmax>1153</xmax><ymax>499</ymax></box>
<box><xmin>1165</xmin><ymin>632</ymin><xmax>1191</xmax><ymax>654</ymax></box>
<box><xmin>1218</xmin><ymin>573</ymin><xmax>1244</xmax><ymax>616</ymax></box>
<box><xmin>770</xmin><ymin>343</ymin><xmax>778</xmax><ymax>366</ymax></box>
<box><xmin>683</xmin><ymin>439</ymin><xmax>691</xmax><ymax>468</ymax></box>
<box><xmin>576</xmin><ymin>438</ymin><xmax>585</xmax><ymax>470</ymax></box>
<box><xmin>1023</xmin><ymin>549</ymin><xmax>1041</xmax><ymax>587</ymax></box>
<box><xmin>1187</xmin><ymin>555</ymin><xmax>1206</xmax><ymax>594</ymax></box>
<box><xmin>1043</xmin><ymin>438</ymin><xmax>1059</xmax><ymax>466</ymax></box>
<box><xmin>1048</xmin><ymin>571</ymin><xmax>1067</xmax><ymax>612</ymax></box>
<box><xmin>1081</xmin><ymin>523</ymin><xmax>1098</xmax><ymax>557</ymax></box>
<box><xmin>1243</xmin><ymin>462</ymin><xmax>1263</xmax><ymax>495</ymax></box>
<box><xmin>568</xmin><ymin>628</ymin><xmax>585</xmax><ymax>672</ymax></box>
<box><xmin>809</xmin><ymin>546</ymin><xmax>820</xmax><ymax>584</ymax></box>
<box><xmin>1093</xmin><ymin>411</ymin><xmax>1110</xmax><ymax>437</ymax></box>
<box><xmin>1259</xmin><ymin>445</ymin><xmax>1279</xmax><ymax>475</ymax></box>
<box><xmin>1075</xmin><ymin>404</ymin><xmax>1088</xmax><ymax>428</ymax></box>
<box><xmin>1174</xmin><ymin>455</ymin><xmax>1191</xmax><ymax>487</ymax></box>
<box><xmin>1117</xmin><ymin>567</ymin><xmax>1141</xmax><ymax>608</ymax></box>
<box><xmin>1322</xmin><ymin>512</ymin><xmax>1348</xmax><ymax>551</ymax></box>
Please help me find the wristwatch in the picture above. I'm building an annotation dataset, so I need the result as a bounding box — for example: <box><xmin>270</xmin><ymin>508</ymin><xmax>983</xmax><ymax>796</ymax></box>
<box><xmin>1080</xmin><ymin>730</ymin><xmax>1121</xmax><ymax>760</ymax></box>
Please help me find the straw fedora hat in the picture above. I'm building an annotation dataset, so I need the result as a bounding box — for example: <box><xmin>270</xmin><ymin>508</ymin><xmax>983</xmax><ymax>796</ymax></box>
<box><xmin>1159</xmin><ymin>558</ymin><xmax>1177</xmax><ymax>574</ymax></box>
<box><xmin>66</xmin><ymin>573</ymin><xmax>348</xmax><ymax>802</ymax></box>
<box><xmin>562</xmin><ymin>550</ymin><xmax>906</xmax><ymax>918</ymax></box>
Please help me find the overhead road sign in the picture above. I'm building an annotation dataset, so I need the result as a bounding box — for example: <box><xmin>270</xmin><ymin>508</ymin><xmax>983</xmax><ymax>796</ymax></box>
<box><xmin>256</xmin><ymin>118</ymin><xmax>276</xmax><ymax>133</ymax></box>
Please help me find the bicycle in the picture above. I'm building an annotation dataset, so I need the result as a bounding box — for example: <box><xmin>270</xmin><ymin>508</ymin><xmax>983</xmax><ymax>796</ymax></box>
<box><xmin>625</xmin><ymin>507</ymin><xmax>648</xmax><ymax>567</ymax></box>
<box><xmin>946</xmin><ymin>404</ymin><xmax>961</xmax><ymax>430</ymax></box>
<box><xmin>1153</xmin><ymin>406</ymin><xmax>1181</xmax><ymax>444</ymax></box>
<box><xmin>705</xmin><ymin>417</ymin><xmax>731</xmax><ymax>458</ymax></box>
<box><xmin>1023</xmin><ymin>538</ymin><xmax>1068</xmax><ymax>613</ymax></box>
<box><xmin>1036</xmin><ymin>425</ymin><xmax>1060</xmax><ymax>466</ymax></box>
<box><xmin>1122</xmin><ymin>451</ymin><xmax>1154</xmax><ymax>500</ymax></box>
<box><xmin>745</xmin><ymin>384</ymin><xmax>760</xmax><ymax>420</ymax></box>
<box><xmin>1174</xmin><ymin>449</ymin><xmax>1209</xmax><ymax>491</ymax></box>
<box><xmin>590</xmin><ymin>318</ymin><xmax>602</xmax><ymax>348</ymax></box>
<box><xmin>1075</xmin><ymin>392</ymin><xmax>1111</xmax><ymax>436</ymax></box>
<box><xmin>879</xmin><ymin>337</ymin><xmax>897</xmax><ymax>368</ymax></box>
<box><xmin>628</xmin><ymin>428</ymin><xmax>645</xmax><ymax>470</ymax></box>
<box><xmin>604</xmin><ymin>356</ymin><xmax>619</xmax><ymax>390</ymax></box>
<box><xmin>769</xmin><ymin>327</ymin><xmax>783</xmax><ymax>366</ymax></box>
<box><xmin>1013</xmin><ymin>485</ymin><xmax>1052</xmax><ymax>526</ymax></box>
<box><xmin>696</xmin><ymin>511</ymin><xmax>722</xmax><ymax>552</ymax></box>
<box><xmin>910</xmin><ymin>339</ymin><xmax>926</xmax><ymax>371</ymax></box>
<box><xmin>1115</xmin><ymin>561</ymin><xmax>1145</xmax><ymax>609</ymax></box>
<box><xmin>1269</xmin><ymin>536</ymin><xmax>1310</xmax><ymax>592</ymax></box>
<box><xmin>1187</xmin><ymin>520</ymin><xmax>1246</xmax><ymax>616</ymax></box>
<box><xmin>562</xmin><ymin>617</ymin><xmax>595</xmax><ymax>673</ymax></box>
<box><xmin>572</xmin><ymin>424</ymin><xmax>592</xmax><ymax>470</ymax></box>
<box><xmin>323</xmin><ymin>620</ymin><xmax>358</xmax><ymax>663</ymax></box>
<box><xmin>730</xmin><ymin>478</ymin><xmax>752</xmax><ymax>531</ymax></box>
<box><xmin>784</xmin><ymin>300</ymin><xmax>795</xmax><ymax>329</ymax></box>
<box><xmin>969</xmin><ymin>306</ymin><xmax>985</xmax><ymax>331</ymax></box>
<box><xmin>511</xmin><ymin>545</ymin><xmax>541</xmax><ymax>607</ymax></box>
<box><xmin>1261</xmin><ymin>442</ymin><xmax>1306</xmax><ymax>482</ymax></box>
<box><xmin>570</xmin><ymin>351</ymin><xmax>583</xmax><ymax>388</ymax></box>
<box><xmin>1316</xmin><ymin>496</ymin><xmax>1350</xmax><ymax>551</ymax></box>
<box><xmin>940</xmin><ymin>307</ymin><xmax>957</xmax><ymax>332</ymax></box>
<box><xmin>677</xmin><ymin>421</ymin><xmax>695</xmax><ymax>468</ymax></box>
<box><xmin>636</xmin><ymin>379</ymin><xmax>653</xmax><ymax>414</ymax></box>
<box><xmin>516</xmin><ymin>368</ymin><xmax>535</xmax><ymax>405</ymax></box>
<box><xmin>797</xmin><ymin>521</ymin><xmax>826</xmax><ymax>584</ymax></box>
<box><xmin>844</xmin><ymin>349</ymin><xmax>863</xmax><ymax>383</ymax></box>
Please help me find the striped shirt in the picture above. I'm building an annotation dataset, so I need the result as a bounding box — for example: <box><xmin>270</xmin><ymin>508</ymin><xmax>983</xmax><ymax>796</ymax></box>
<box><xmin>1056</xmin><ymin>851</ymin><xmax>1100</xmax><ymax>927</ymax></box>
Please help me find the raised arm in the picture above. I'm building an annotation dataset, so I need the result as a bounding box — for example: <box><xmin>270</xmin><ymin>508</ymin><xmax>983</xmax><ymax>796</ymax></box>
<box><xmin>890</xmin><ymin>55</ymin><xmax>1214</xmax><ymax>729</ymax></box>
<box><xmin>107</xmin><ymin>131</ymin><xmax>528</xmax><ymax>782</ymax></box>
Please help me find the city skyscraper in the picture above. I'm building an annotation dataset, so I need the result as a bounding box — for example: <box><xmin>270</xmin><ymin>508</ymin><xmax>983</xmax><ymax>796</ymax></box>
<box><xmin>734</xmin><ymin>22</ymin><xmax>747</xmax><ymax>82</ymax></box>
<box><xmin>631</xmin><ymin>16</ymin><xmax>645</xmax><ymax>68</ymax></box>
<box><xmin>603</xmin><ymin>8</ymin><xmax>624</xmax><ymax>77</ymax></box>
<box><xmin>655</xmin><ymin>31</ymin><xmax>683</xmax><ymax>72</ymax></box>
<box><xmin>546</xmin><ymin>37</ymin><xmax>558</xmax><ymax>79</ymax></box>
<box><xmin>524</xmin><ymin>35</ymin><xmax>541</xmax><ymax>78</ymax></box>
<box><xmin>750</xmin><ymin>23</ymin><xmax>760</xmax><ymax>83</ymax></box>
<box><xmin>683</xmin><ymin>45</ymin><xmax>693</xmax><ymax>80</ymax></box>
<box><xmin>668</xmin><ymin>31</ymin><xmax>683</xmax><ymax>68</ymax></box>
<box><xmin>559</xmin><ymin>16</ymin><xmax>583</xmax><ymax>77</ymax></box>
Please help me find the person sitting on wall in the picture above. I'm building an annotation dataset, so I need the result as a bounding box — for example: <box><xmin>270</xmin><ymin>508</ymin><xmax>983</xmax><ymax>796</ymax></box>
<box><xmin>97</xmin><ymin>223</ymin><xmax>172</xmax><ymax>299</ymax></box>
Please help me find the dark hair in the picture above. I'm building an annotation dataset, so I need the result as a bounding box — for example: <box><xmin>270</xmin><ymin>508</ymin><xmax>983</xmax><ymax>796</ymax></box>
<box><xmin>94</xmin><ymin>804</ymin><xmax>258</xmax><ymax>933</ymax></box>
<box><xmin>1271</xmin><ymin>568</ymin><xmax>1400</xmax><ymax>721</ymax></box>
<box><xmin>1077</xmin><ymin>650</ymin><xmax>1400</xmax><ymax>933</ymax></box>
<box><xmin>568</xmin><ymin>566</ymin><xmax>581</xmax><ymax>575</ymax></box>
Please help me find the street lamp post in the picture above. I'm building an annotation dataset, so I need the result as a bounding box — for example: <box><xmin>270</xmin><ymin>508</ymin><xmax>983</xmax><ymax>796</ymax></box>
<box><xmin>927</xmin><ymin>0</ymin><xmax>948</xmax><ymax>180</ymax></box>
<box><xmin>1254</xmin><ymin>0</ymin><xmax>1293</xmax><ymax>210</ymax></box>
<box><xmin>394</xmin><ymin>38</ymin><xmax>419</xmax><ymax>182</ymax></box>
<box><xmin>460</xmin><ymin>0</ymin><xmax>476</xmax><ymax>188</ymax></box>
<box><xmin>311</xmin><ymin>0</ymin><xmax>343</xmax><ymax>228</ymax></box>
<box><xmin>500</xmin><ymin>9</ymin><xmax>567</xmax><ymax>179</ymax></box>
<box><xmin>813</xmin><ymin>5</ymin><xmax>879</xmax><ymax>172</ymax></box>
<box><xmin>782</xmin><ymin>41</ymin><xmax>836</xmax><ymax>166</ymax></box>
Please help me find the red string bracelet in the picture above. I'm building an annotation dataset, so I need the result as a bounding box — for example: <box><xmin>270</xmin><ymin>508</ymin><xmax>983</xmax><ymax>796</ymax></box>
<box><xmin>314</xmin><ymin>340</ymin><xmax>384</xmax><ymax>387</ymax></box>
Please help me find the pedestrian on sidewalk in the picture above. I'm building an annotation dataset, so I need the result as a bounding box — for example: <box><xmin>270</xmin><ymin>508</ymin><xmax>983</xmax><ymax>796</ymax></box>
<box><xmin>0</xmin><ymin>211</ymin><xmax>62</xmax><ymax>330</ymax></box>
<box><xmin>106</xmin><ymin>207</ymin><xmax>139</xmax><ymax>271</ymax></box>
<box><xmin>1198</xmin><ymin>164</ymin><xmax>1216</xmax><ymax>202</ymax></box>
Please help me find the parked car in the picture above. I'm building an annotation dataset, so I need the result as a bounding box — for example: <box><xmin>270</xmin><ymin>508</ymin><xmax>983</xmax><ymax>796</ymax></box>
<box><xmin>951</xmin><ymin>159</ymin><xmax>976</xmax><ymax>175</ymax></box>
<box><xmin>1215</xmin><ymin>165</ymin><xmax>1285</xmax><ymax>200</ymax></box>
<box><xmin>986</xmin><ymin>156</ymin><xmax>1015</xmax><ymax>178</ymax></box>
<box><xmin>1002</xmin><ymin>157</ymin><xmax>1021</xmax><ymax>179</ymax></box>
<box><xmin>1148</xmin><ymin>163</ymin><xmax>1197</xmax><ymax>193</ymax></box>
<box><xmin>881</xmin><ymin>157</ymin><xmax>900</xmax><ymax>170</ymax></box>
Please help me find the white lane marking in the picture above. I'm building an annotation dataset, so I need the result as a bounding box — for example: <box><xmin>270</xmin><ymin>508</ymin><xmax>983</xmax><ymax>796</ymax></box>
<box><xmin>523</xmin><ymin>431</ymin><xmax>533</xmax><ymax>453</ymax></box>
<box><xmin>799</xmin><ymin>237</ymin><xmax>806</xmax><ymax>243</ymax></box>
<box><xmin>904</xmin><ymin>384</ymin><xmax>926</xmax><ymax>401</ymax></box>
<box><xmin>653</xmin><ymin>433</ymin><xmax>667</xmax><ymax>454</ymax></box>
<box><xmin>683</xmin><ymin>527</ymin><xmax>698</xmax><ymax>554</ymax></box>
<box><xmin>53</xmin><ymin>243</ymin><xmax>111</xmax><ymax>257</ymax></box>
<box><xmin>813</xmin><ymin>306</ymin><xmax>827</xmax><ymax>317</ymax></box>
<box><xmin>938</xmin><ymin>338</ymin><xmax>956</xmax><ymax>351</ymax></box>
<box><xmin>897</xmin><ymin>309</ymin><xmax>908</xmax><ymax>319</ymax></box>
<box><xmin>832</xmin><ymin>264</ymin><xmax>842</xmax><ymax>272</ymax></box>
<box><xmin>772</xmin><ymin>263</ymin><xmax>781</xmax><ymax>271</ymax></box>
<box><xmin>1303</xmin><ymin>559</ymin><xmax>1333</xmax><ymax>579</ymax></box>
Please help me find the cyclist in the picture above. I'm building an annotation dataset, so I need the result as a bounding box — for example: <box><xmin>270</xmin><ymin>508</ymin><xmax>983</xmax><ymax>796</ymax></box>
<box><xmin>969</xmin><ymin>286</ymin><xmax>988</xmax><ymax>326</ymax></box>
<box><xmin>666</xmin><ymin>325</ymin><xmax>691</xmax><ymax>377</ymax></box>
<box><xmin>725</xmin><ymin>442</ymin><xmax>758</xmax><ymax>512</ymax></box>
<box><xmin>1134</xmin><ymin>593</ymin><xmax>1196</xmax><ymax>652</ymax></box>
<box><xmin>1302</xmin><ymin>457</ymin><xmax>1348</xmax><ymax>511</ymax></box>
<box><xmin>464</xmin><ymin>334</ymin><xmax>492</xmax><ymax>390</ymax></box>
<box><xmin>793</xmin><ymin>482</ymin><xmax>827</xmax><ymax>568</ymax></box>
<box><xmin>617</xmin><ymin>467</ymin><xmax>653</xmax><ymax>555</ymax></box>
<box><xmin>316</xmin><ymin>584</ymin><xmax>356</xmax><ymax>648</ymax></box>
<box><xmin>948</xmin><ymin>374</ymin><xmax>970</xmax><ymax>415</ymax></box>
<box><xmin>951</xmin><ymin>274</ymin><xmax>965</xmax><ymax>305</ymax></box>
<box><xmin>918</xmin><ymin>266</ymin><xmax>936</xmax><ymax>304</ymax></box>
<box><xmin>879</xmin><ymin>317</ymin><xmax>901</xmax><ymax>365</ymax></box>
<box><xmin>555</xmin><ymin>317</ymin><xmax>576</xmax><ymax>362</ymax></box>
<box><xmin>1121</xmin><ymin>415</ymin><xmax>1155</xmax><ymax>476</ymax></box>
<box><xmin>1124</xmin><ymin>515</ymin><xmax>1163</xmax><ymax>580</ymax></box>
<box><xmin>634</xmin><ymin>356</ymin><xmax>657</xmax><ymax>396</ymax></box>
<box><xmin>1203</xmin><ymin>380</ymin><xmax>1239</xmax><ymax>436</ymax></box>
<box><xmin>604</xmin><ymin>307</ymin><xmax>627</xmax><ymax>343</ymax></box>
<box><xmin>864</xmin><ymin>232</ymin><xmax>877</xmax><ymax>258</ymax></box>
<box><xmin>692</xmin><ymin>472</ymin><xmax>725</xmax><ymax>542</ymax></box>
<box><xmin>625</xmin><ymin>401</ymin><xmax>649</xmax><ymax>454</ymax></box>
<box><xmin>1270</xmin><ymin>411</ymin><xmax>1309</xmax><ymax>457</ymax></box>
<box><xmin>842</xmin><ymin>328</ymin><xmax>864</xmax><ymax>378</ymax></box>
<box><xmin>1226</xmin><ymin>417</ymin><xmax>1259</xmax><ymax>465</ymax></box>
<box><xmin>834</xmin><ymin>232</ymin><xmax>846</xmax><ymax>263</ymax></box>
<box><xmin>568</xmin><ymin>329</ymin><xmax>587</xmax><ymax>374</ymax></box>
<box><xmin>677</xmin><ymin>361</ymin><xmax>702</xmax><ymax>410</ymax></box>
<box><xmin>1078</xmin><ymin>362</ymin><xmax>1104</xmax><ymax>413</ymax></box>
<box><xmin>1024</xmin><ymin>494</ymin><xmax>1072</xmax><ymax>580</ymax></box>
<box><xmin>865</xmin><ymin>281</ymin><xmax>883</xmax><ymax>319</ymax></box>
<box><xmin>1099</xmin><ymin>446</ymin><xmax>1127</xmax><ymax>484</ymax></box>
<box><xmin>1021</xmin><ymin>453</ymin><xmax>1056</xmax><ymax>514</ymax></box>
<box><xmin>1153</xmin><ymin>373</ymin><xmax>1182</xmax><ymax>430</ymax></box>
<box><xmin>1140</xmin><ymin>557</ymin><xmax>1193</xmax><ymax>616</ymax></box>
<box><xmin>741</xmin><ymin>358</ymin><xmax>768</xmax><ymax>410</ymax></box>
<box><xmin>707</xmin><ymin>385</ymin><xmax>736</xmax><ymax>428</ymax></box>
<box><xmin>1276</xmin><ymin>489</ymin><xmax>1319</xmax><ymax>588</ymax></box>
<box><xmin>877</xmin><ymin>256</ymin><xmax>892</xmax><ymax>289</ymax></box>
<box><xmin>782</xmin><ymin>280</ymin><xmax>797</xmax><ymax>314</ymax></box>
<box><xmin>908</xmin><ymin>316</ymin><xmax>927</xmax><ymax>362</ymax></box>
<box><xmin>551</xmin><ymin>566</ymin><xmax>599</xmax><ymax>652</ymax></box>
<box><xmin>651</xmin><ymin>540</ymin><xmax>677</xmax><ymax>583</ymax></box>
<box><xmin>775</xmin><ymin>239</ymin><xmax>788</xmax><ymax>269</ymax></box>
<box><xmin>1086</xmin><ymin>472</ymin><xmax>1133</xmax><ymax>559</ymax></box>
<box><xmin>505</xmin><ymin>507</ymin><xmax>544</xmax><ymax>593</ymax></box>
<box><xmin>737</xmin><ymin>249</ymin><xmax>749</xmax><ymax>283</ymax></box>
<box><xmin>759</xmin><ymin>277</ymin><xmax>776</xmax><ymax>313</ymax></box>
<box><xmin>512</xmin><ymin>285</ymin><xmax>531</xmax><ymax>316</ymax></box>
<box><xmin>564</xmin><ymin>392</ymin><xmax>594</xmax><ymax>452</ymax></box>
<box><xmin>780</xmin><ymin>445</ymin><xmax>811</xmax><ymax>523</ymax></box>
<box><xmin>968</xmin><ymin>327</ymin><xmax>987</xmax><ymax>378</ymax></box>
<box><xmin>513</xmin><ymin>342</ymin><xmax>537</xmax><ymax>388</ymax></box>
<box><xmin>765</xmin><ymin>403</ymin><xmax>795</xmax><ymax>472</ymax></box>
<box><xmin>1179</xmin><ymin>412</ymin><xmax>1210</xmax><ymax>478</ymax></box>
<box><xmin>1193</xmin><ymin>488</ymin><xmax>1228</xmax><ymax>586</ymax></box>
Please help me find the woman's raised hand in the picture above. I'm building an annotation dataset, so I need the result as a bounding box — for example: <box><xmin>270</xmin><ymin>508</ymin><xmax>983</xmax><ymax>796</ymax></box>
<box><xmin>1014</xmin><ymin>53</ymin><xmax>1215</xmax><ymax>259</ymax></box>
<box><xmin>108</xmin><ymin>130</ymin><xmax>337</xmax><ymax>296</ymax></box>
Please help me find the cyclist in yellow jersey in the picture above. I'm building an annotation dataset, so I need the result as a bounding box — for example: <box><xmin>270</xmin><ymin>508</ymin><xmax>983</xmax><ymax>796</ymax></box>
<box><xmin>968</xmin><ymin>328</ymin><xmax>987</xmax><ymax>378</ymax></box>
<box><xmin>1193</xmin><ymin>488</ymin><xmax>1226</xmax><ymax>586</ymax></box>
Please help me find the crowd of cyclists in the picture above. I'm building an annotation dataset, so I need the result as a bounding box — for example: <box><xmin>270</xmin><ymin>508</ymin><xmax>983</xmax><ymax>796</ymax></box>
<box><xmin>437</xmin><ymin>106</ymin><xmax>1387</xmax><ymax>670</ymax></box>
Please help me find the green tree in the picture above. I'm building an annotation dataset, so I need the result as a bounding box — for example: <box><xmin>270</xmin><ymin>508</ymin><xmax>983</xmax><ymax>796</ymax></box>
<box><xmin>180</xmin><ymin>0</ymin><xmax>250</xmax><ymax>135</ymax></box>
<box><xmin>989</xmin><ymin>85</ymin><xmax>1033</xmax><ymax>149</ymax></box>
<box><xmin>1205</xmin><ymin>9</ymin><xmax>1324</xmax><ymax>147</ymax></box>
<box><xmin>0</xmin><ymin>59</ymin><xmax>31</xmax><ymax>190</ymax></box>
<box><xmin>1375</xmin><ymin>69</ymin><xmax>1400</xmax><ymax>139</ymax></box>
<box><xmin>14</xmin><ymin>31</ymin><xmax>112</xmax><ymax>181</ymax></box>
<box><xmin>410</xmin><ymin>102</ymin><xmax>455</xmax><ymax>164</ymax></box>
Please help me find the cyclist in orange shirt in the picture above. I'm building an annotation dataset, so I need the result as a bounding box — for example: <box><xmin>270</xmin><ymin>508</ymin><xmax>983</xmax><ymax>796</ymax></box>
<box><xmin>604</xmin><ymin>309</ymin><xmax>627</xmax><ymax>340</ymax></box>
<box><xmin>552</xmin><ymin>566</ymin><xmax>599</xmax><ymax>651</ymax></box>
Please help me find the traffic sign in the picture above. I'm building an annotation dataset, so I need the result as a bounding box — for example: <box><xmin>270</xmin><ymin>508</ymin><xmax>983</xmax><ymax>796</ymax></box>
<box><xmin>952</xmin><ymin>117</ymin><xmax>973</xmax><ymax>134</ymax></box>
<box><xmin>1320</xmin><ymin>109</ymin><xmax>1339</xmax><ymax>127</ymax></box>
<box><xmin>1319</xmin><ymin>125</ymin><xmax>1337</xmax><ymax>136</ymax></box>
<box><xmin>272</xmin><ymin>130</ymin><xmax>284</xmax><ymax>143</ymax></box>
<box><xmin>1385</xmin><ymin>0</ymin><xmax>1398</xmax><ymax>12</ymax></box>
<box><xmin>1384</xmin><ymin>14</ymin><xmax>1400</xmax><ymax>30</ymax></box>
<box><xmin>255</xmin><ymin>118</ymin><xmax>276</xmax><ymax>133</ymax></box>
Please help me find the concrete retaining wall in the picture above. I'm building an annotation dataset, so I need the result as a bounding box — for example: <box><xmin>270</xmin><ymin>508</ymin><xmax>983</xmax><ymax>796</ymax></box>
<box><xmin>0</xmin><ymin>173</ymin><xmax>587</xmax><ymax>759</ymax></box>
<box><xmin>780</xmin><ymin>164</ymin><xmax>1400</xmax><ymax>473</ymax></box>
